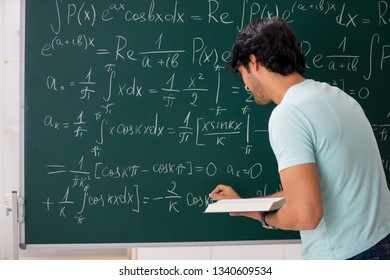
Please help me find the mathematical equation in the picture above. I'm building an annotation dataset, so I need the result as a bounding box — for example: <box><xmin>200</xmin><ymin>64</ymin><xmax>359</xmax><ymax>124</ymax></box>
<box><xmin>47</xmin><ymin>0</ymin><xmax>390</xmax><ymax>32</ymax></box>
<box><xmin>42</xmin><ymin>157</ymin><xmax>267</xmax><ymax>224</ymax></box>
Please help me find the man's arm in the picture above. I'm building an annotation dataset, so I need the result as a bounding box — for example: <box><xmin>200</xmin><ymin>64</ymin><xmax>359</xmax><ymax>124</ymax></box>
<box><xmin>265</xmin><ymin>163</ymin><xmax>323</xmax><ymax>230</ymax></box>
<box><xmin>210</xmin><ymin>162</ymin><xmax>323</xmax><ymax>230</ymax></box>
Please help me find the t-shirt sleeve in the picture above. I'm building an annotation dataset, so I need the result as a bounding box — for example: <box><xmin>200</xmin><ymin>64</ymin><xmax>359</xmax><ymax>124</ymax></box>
<box><xmin>268</xmin><ymin>104</ymin><xmax>316</xmax><ymax>172</ymax></box>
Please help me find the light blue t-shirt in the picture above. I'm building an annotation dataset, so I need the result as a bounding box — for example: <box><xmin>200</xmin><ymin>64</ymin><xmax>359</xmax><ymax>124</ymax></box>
<box><xmin>269</xmin><ymin>79</ymin><xmax>390</xmax><ymax>259</ymax></box>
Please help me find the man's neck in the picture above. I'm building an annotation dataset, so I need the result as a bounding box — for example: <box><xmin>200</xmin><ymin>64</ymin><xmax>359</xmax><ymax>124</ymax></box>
<box><xmin>270</xmin><ymin>72</ymin><xmax>305</xmax><ymax>104</ymax></box>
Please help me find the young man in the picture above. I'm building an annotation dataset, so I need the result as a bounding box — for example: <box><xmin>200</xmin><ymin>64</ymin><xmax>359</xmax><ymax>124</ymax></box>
<box><xmin>210</xmin><ymin>18</ymin><xmax>390</xmax><ymax>260</ymax></box>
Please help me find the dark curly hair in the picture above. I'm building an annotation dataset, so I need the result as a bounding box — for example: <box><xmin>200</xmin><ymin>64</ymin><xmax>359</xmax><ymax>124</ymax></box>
<box><xmin>229</xmin><ymin>17</ymin><xmax>306</xmax><ymax>75</ymax></box>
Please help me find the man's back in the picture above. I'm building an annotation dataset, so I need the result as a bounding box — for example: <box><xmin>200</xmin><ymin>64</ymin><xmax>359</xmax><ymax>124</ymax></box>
<box><xmin>269</xmin><ymin>79</ymin><xmax>390</xmax><ymax>259</ymax></box>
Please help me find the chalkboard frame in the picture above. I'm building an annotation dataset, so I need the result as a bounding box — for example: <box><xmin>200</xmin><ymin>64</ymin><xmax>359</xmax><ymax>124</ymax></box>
<box><xmin>20</xmin><ymin>0</ymin><xmax>389</xmax><ymax>249</ymax></box>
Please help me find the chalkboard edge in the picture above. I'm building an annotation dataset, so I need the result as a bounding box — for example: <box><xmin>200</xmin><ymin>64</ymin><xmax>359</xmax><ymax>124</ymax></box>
<box><xmin>21</xmin><ymin>239</ymin><xmax>301</xmax><ymax>249</ymax></box>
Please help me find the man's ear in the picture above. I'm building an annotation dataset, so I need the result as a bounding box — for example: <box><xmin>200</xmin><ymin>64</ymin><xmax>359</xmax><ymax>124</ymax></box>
<box><xmin>249</xmin><ymin>54</ymin><xmax>262</xmax><ymax>72</ymax></box>
<box><xmin>249</xmin><ymin>54</ymin><xmax>257</xmax><ymax>64</ymax></box>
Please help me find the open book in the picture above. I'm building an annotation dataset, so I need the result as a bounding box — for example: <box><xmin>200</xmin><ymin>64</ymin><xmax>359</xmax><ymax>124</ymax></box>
<box><xmin>204</xmin><ymin>197</ymin><xmax>285</xmax><ymax>213</ymax></box>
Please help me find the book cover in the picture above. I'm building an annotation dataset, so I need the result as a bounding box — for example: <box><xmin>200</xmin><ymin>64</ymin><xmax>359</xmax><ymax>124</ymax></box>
<box><xmin>204</xmin><ymin>197</ymin><xmax>285</xmax><ymax>213</ymax></box>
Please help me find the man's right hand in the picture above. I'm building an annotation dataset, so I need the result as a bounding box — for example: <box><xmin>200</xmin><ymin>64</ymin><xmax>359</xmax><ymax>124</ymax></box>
<box><xmin>209</xmin><ymin>184</ymin><xmax>241</xmax><ymax>200</ymax></box>
<box><xmin>209</xmin><ymin>184</ymin><xmax>262</xmax><ymax>221</ymax></box>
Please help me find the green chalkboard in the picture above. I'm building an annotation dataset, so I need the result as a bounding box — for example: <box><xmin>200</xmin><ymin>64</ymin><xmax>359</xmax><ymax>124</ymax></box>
<box><xmin>22</xmin><ymin>0</ymin><xmax>389</xmax><ymax>246</ymax></box>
